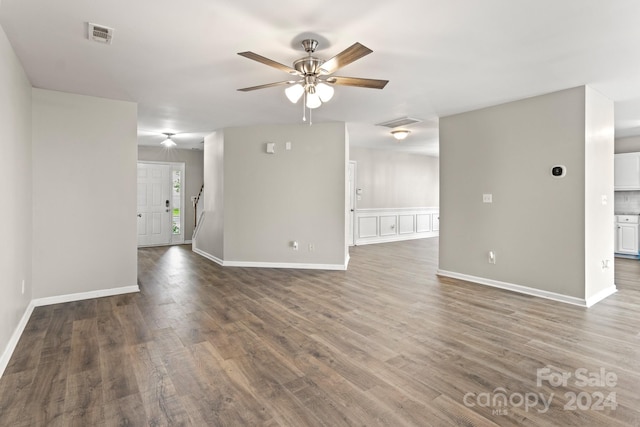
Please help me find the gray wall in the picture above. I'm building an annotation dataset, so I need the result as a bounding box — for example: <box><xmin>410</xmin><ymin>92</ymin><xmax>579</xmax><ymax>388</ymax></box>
<box><xmin>0</xmin><ymin>23</ymin><xmax>32</xmax><ymax>369</ymax></box>
<box><xmin>615</xmin><ymin>135</ymin><xmax>640</xmax><ymax>153</ymax></box>
<box><xmin>196</xmin><ymin>122</ymin><xmax>348</xmax><ymax>267</ymax></box>
<box><xmin>137</xmin><ymin>146</ymin><xmax>204</xmax><ymax>240</ymax></box>
<box><xmin>32</xmin><ymin>89</ymin><xmax>138</xmax><ymax>298</ymax></box>
<box><xmin>350</xmin><ymin>147</ymin><xmax>439</xmax><ymax>208</ymax></box>
<box><xmin>440</xmin><ymin>86</ymin><xmax>613</xmax><ymax>300</ymax></box>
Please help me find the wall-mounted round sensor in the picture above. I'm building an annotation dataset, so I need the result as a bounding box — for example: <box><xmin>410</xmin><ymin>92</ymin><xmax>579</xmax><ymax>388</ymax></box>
<box><xmin>551</xmin><ymin>165</ymin><xmax>566</xmax><ymax>178</ymax></box>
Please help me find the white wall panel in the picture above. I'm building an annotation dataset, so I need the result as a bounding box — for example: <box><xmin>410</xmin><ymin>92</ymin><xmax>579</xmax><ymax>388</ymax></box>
<box><xmin>354</xmin><ymin>208</ymin><xmax>439</xmax><ymax>245</ymax></box>
<box><xmin>416</xmin><ymin>214</ymin><xmax>431</xmax><ymax>232</ymax></box>
<box><xmin>399</xmin><ymin>215</ymin><xmax>415</xmax><ymax>234</ymax></box>
<box><xmin>358</xmin><ymin>216</ymin><xmax>378</xmax><ymax>238</ymax></box>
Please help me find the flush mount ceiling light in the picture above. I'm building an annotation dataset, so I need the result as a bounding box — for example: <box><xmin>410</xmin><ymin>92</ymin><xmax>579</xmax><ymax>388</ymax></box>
<box><xmin>238</xmin><ymin>38</ymin><xmax>388</xmax><ymax>123</ymax></box>
<box><xmin>391</xmin><ymin>129</ymin><xmax>411</xmax><ymax>141</ymax></box>
<box><xmin>161</xmin><ymin>133</ymin><xmax>177</xmax><ymax>148</ymax></box>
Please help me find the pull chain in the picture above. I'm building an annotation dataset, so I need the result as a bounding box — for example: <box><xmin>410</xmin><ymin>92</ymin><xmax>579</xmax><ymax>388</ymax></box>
<box><xmin>302</xmin><ymin>91</ymin><xmax>306</xmax><ymax>122</ymax></box>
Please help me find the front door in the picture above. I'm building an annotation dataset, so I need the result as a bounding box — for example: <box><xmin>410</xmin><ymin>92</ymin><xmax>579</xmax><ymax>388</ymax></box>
<box><xmin>137</xmin><ymin>163</ymin><xmax>172</xmax><ymax>246</ymax></box>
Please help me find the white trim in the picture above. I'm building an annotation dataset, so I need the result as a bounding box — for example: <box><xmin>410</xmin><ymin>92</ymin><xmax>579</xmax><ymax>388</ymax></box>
<box><xmin>357</xmin><ymin>206</ymin><xmax>439</xmax><ymax>213</ymax></box>
<box><xmin>192</xmin><ymin>247</ymin><xmax>347</xmax><ymax>270</ymax></box>
<box><xmin>0</xmin><ymin>300</ymin><xmax>35</xmax><ymax>378</ymax></box>
<box><xmin>32</xmin><ymin>285</ymin><xmax>140</xmax><ymax>307</ymax></box>
<box><xmin>585</xmin><ymin>285</ymin><xmax>618</xmax><ymax>307</ymax></box>
<box><xmin>1</xmin><ymin>284</ymin><xmax>138</xmax><ymax>378</ymax></box>
<box><xmin>193</xmin><ymin>247</ymin><xmax>224</xmax><ymax>266</ymax></box>
<box><xmin>184</xmin><ymin>239</ymin><xmax>192</xmax><ymax>244</ymax></box>
<box><xmin>193</xmin><ymin>211</ymin><xmax>205</xmax><ymax>240</ymax></box>
<box><xmin>356</xmin><ymin>232</ymin><xmax>438</xmax><ymax>246</ymax></box>
<box><xmin>223</xmin><ymin>260</ymin><xmax>347</xmax><ymax>270</ymax></box>
<box><xmin>436</xmin><ymin>269</ymin><xmax>600</xmax><ymax>307</ymax></box>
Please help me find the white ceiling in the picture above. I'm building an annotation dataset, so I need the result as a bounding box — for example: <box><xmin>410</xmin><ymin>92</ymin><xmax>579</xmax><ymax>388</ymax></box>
<box><xmin>2</xmin><ymin>0</ymin><xmax>640</xmax><ymax>155</ymax></box>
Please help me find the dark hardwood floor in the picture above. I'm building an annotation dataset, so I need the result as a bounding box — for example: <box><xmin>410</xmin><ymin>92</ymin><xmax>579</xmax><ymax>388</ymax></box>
<box><xmin>1</xmin><ymin>238</ymin><xmax>639</xmax><ymax>426</ymax></box>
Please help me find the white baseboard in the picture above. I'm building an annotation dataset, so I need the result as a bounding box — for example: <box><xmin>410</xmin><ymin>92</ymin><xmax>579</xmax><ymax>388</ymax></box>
<box><xmin>356</xmin><ymin>232</ymin><xmax>438</xmax><ymax>246</ymax></box>
<box><xmin>0</xmin><ymin>284</ymin><xmax>139</xmax><ymax>379</ymax></box>
<box><xmin>184</xmin><ymin>240</ymin><xmax>192</xmax><ymax>244</ymax></box>
<box><xmin>193</xmin><ymin>247</ymin><xmax>348</xmax><ymax>271</ymax></box>
<box><xmin>585</xmin><ymin>285</ymin><xmax>618</xmax><ymax>307</ymax></box>
<box><xmin>0</xmin><ymin>300</ymin><xmax>35</xmax><ymax>378</ymax></box>
<box><xmin>436</xmin><ymin>269</ymin><xmax>614</xmax><ymax>307</ymax></box>
<box><xmin>193</xmin><ymin>247</ymin><xmax>224</xmax><ymax>266</ymax></box>
<box><xmin>32</xmin><ymin>285</ymin><xmax>140</xmax><ymax>307</ymax></box>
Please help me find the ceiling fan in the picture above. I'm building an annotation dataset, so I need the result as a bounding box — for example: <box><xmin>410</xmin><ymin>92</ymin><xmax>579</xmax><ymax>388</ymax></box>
<box><xmin>237</xmin><ymin>39</ymin><xmax>388</xmax><ymax>117</ymax></box>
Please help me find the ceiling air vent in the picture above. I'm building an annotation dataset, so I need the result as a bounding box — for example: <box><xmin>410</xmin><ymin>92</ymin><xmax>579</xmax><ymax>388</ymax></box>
<box><xmin>376</xmin><ymin>117</ymin><xmax>422</xmax><ymax>128</ymax></box>
<box><xmin>88</xmin><ymin>23</ymin><xmax>114</xmax><ymax>44</ymax></box>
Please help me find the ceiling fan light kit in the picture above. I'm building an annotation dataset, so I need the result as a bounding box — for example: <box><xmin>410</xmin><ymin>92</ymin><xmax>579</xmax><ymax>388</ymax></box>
<box><xmin>238</xmin><ymin>38</ymin><xmax>388</xmax><ymax>122</ymax></box>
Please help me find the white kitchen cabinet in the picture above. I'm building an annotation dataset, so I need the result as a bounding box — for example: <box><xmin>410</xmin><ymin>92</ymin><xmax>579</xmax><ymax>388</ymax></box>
<box><xmin>614</xmin><ymin>153</ymin><xmax>640</xmax><ymax>190</ymax></box>
<box><xmin>616</xmin><ymin>215</ymin><xmax>640</xmax><ymax>255</ymax></box>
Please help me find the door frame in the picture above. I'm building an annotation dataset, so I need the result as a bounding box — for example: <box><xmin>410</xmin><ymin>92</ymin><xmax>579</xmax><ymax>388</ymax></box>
<box><xmin>349</xmin><ymin>161</ymin><xmax>358</xmax><ymax>246</ymax></box>
<box><xmin>137</xmin><ymin>161</ymin><xmax>186</xmax><ymax>247</ymax></box>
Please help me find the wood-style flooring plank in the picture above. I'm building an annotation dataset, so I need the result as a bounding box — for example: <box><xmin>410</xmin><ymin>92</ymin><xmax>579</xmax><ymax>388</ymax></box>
<box><xmin>1</xmin><ymin>239</ymin><xmax>640</xmax><ymax>426</ymax></box>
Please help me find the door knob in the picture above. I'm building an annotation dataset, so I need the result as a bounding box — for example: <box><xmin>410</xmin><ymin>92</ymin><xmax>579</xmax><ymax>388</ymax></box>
<box><xmin>137</xmin><ymin>214</ymin><xmax>142</xmax><ymax>217</ymax></box>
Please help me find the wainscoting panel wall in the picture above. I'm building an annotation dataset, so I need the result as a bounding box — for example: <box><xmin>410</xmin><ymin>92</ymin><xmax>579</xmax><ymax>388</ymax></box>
<box><xmin>355</xmin><ymin>207</ymin><xmax>439</xmax><ymax>245</ymax></box>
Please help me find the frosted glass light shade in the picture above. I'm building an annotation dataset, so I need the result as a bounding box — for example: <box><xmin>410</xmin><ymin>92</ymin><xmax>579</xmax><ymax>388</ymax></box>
<box><xmin>306</xmin><ymin>92</ymin><xmax>321</xmax><ymax>109</ymax></box>
<box><xmin>161</xmin><ymin>137</ymin><xmax>177</xmax><ymax>147</ymax></box>
<box><xmin>285</xmin><ymin>84</ymin><xmax>304</xmax><ymax>103</ymax></box>
<box><xmin>316</xmin><ymin>83</ymin><xmax>334</xmax><ymax>102</ymax></box>
<box><xmin>391</xmin><ymin>130</ymin><xmax>411</xmax><ymax>141</ymax></box>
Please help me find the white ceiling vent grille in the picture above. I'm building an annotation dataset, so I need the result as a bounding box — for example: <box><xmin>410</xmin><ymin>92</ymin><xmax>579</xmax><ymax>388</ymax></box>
<box><xmin>88</xmin><ymin>23</ymin><xmax>114</xmax><ymax>44</ymax></box>
<box><xmin>376</xmin><ymin>117</ymin><xmax>422</xmax><ymax>128</ymax></box>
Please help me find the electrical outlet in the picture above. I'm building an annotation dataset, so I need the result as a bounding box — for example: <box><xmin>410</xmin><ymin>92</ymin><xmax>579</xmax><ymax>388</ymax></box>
<box><xmin>292</xmin><ymin>241</ymin><xmax>298</xmax><ymax>251</ymax></box>
<box><xmin>308</xmin><ymin>244</ymin><xmax>314</xmax><ymax>252</ymax></box>
<box><xmin>483</xmin><ymin>194</ymin><xmax>493</xmax><ymax>203</ymax></box>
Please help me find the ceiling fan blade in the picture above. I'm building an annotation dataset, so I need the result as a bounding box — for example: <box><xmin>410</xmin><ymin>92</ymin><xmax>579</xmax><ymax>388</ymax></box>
<box><xmin>237</xmin><ymin>51</ymin><xmax>299</xmax><ymax>75</ymax></box>
<box><xmin>325</xmin><ymin>76</ymin><xmax>389</xmax><ymax>89</ymax></box>
<box><xmin>320</xmin><ymin>43</ymin><xmax>373</xmax><ymax>75</ymax></box>
<box><xmin>237</xmin><ymin>80</ymin><xmax>297</xmax><ymax>92</ymax></box>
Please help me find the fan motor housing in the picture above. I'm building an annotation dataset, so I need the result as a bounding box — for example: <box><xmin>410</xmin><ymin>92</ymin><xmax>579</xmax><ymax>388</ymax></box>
<box><xmin>293</xmin><ymin>56</ymin><xmax>324</xmax><ymax>75</ymax></box>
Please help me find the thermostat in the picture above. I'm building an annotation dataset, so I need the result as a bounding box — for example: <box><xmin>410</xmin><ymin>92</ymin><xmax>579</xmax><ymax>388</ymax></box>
<box><xmin>551</xmin><ymin>165</ymin><xmax>566</xmax><ymax>178</ymax></box>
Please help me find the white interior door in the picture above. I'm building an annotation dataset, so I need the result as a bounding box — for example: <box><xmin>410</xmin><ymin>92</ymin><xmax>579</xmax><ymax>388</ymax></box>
<box><xmin>137</xmin><ymin>163</ymin><xmax>172</xmax><ymax>246</ymax></box>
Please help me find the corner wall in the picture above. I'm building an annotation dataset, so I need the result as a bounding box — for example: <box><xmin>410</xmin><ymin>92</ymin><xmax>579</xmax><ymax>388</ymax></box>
<box><xmin>32</xmin><ymin>89</ymin><xmax>138</xmax><ymax>299</ymax></box>
<box><xmin>584</xmin><ymin>87</ymin><xmax>615</xmax><ymax>301</ymax></box>
<box><xmin>439</xmin><ymin>86</ymin><xmax>615</xmax><ymax>305</ymax></box>
<box><xmin>194</xmin><ymin>131</ymin><xmax>224</xmax><ymax>261</ymax></box>
<box><xmin>195</xmin><ymin>122</ymin><xmax>348</xmax><ymax>269</ymax></box>
<box><xmin>0</xmin><ymin>23</ymin><xmax>32</xmax><ymax>374</ymax></box>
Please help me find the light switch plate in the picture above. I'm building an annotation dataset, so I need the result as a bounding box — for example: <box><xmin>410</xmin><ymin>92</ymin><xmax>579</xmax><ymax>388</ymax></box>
<box><xmin>266</xmin><ymin>142</ymin><xmax>275</xmax><ymax>154</ymax></box>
